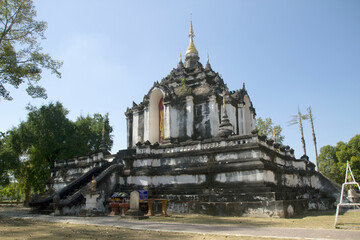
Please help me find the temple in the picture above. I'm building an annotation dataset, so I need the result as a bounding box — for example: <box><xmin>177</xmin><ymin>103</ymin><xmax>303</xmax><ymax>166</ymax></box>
<box><xmin>125</xmin><ymin>20</ymin><xmax>255</xmax><ymax>147</ymax></box>
<box><xmin>30</xmin><ymin>21</ymin><xmax>340</xmax><ymax>218</ymax></box>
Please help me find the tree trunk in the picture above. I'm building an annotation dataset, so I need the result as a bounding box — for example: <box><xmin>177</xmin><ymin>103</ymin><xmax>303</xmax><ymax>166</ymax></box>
<box><xmin>308</xmin><ymin>107</ymin><xmax>319</xmax><ymax>170</ymax></box>
<box><xmin>299</xmin><ymin>113</ymin><xmax>307</xmax><ymax>156</ymax></box>
<box><xmin>24</xmin><ymin>183</ymin><xmax>31</xmax><ymax>206</ymax></box>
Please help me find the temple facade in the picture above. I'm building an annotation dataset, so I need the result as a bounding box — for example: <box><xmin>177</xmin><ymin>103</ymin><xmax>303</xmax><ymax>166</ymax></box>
<box><xmin>125</xmin><ymin>21</ymin><xmax>256</xmax><ymax>148</ymax></box>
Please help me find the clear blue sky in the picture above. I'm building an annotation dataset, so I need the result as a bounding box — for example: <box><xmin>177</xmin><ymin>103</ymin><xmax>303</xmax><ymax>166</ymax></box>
<box><xmin>1</xmin><ymin>0</ymin><xmax>359</xmax><ymax>166</ymax></box>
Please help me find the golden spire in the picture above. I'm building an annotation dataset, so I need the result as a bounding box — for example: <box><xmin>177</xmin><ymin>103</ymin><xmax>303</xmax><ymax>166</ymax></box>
<box><xmin>186</xmin><ymin>16</ymin><xmax>198</xmax><ymax>56</ymax></box>
<box><xmin>207</xmin><ymin>51</ymin><xmax>209</xmax><ymax>64</ymax></box>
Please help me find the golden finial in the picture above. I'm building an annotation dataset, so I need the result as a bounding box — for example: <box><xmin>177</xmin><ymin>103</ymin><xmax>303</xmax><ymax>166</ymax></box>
<box><xmin>186</xmin><ymin>15</ymin><xmax>198</xmax><ymax>56</ymax></box>
<box><xmin>179</xmin><ymin>52</ymin><xmax>182</xmax><ymax>62</ymax></box>
<box><xmin>189</xmin><ymin>14</ymin><xmax>194</xmax><ymax>39</ymax></box>
<box><xmin>207</xmin><ymin>51</ymin><xmax>209</xmax><ymax>63</ymax></box>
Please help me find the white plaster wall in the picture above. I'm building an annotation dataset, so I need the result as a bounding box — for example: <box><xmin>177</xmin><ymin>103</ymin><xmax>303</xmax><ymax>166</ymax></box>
<box><xmin>226</xmin><ymin>104</ymin><xmax>237</xmax><ymax>133</ymax></box>
<box><xmin>134</xmin><ymin>159</ymin><xmax>161</xmax><ymax>167</ymax></box>
<box><xmin>282</xmin><ymin>174</ymin><xmax>299</xmax><ymax>187</ymax></box>
<box><xmin>243</xmin><ymin>96</ymin><xmax>252</xmax><ymax>134</ymax></box>
<box><xmin>196</xmin><ymin>102</ymin><xmax>212</xmax><ymax>136</ymax></box>
<box><xmin>215</xmin><ymin>150</ymin><xmax>259</xmax><ymax>161</ymax></box>
<box><xmin>274</xmin><ymin>157</ymin><xmax>286</xmax><ymax>166</ymax></box>
<box><xmin>215</xmin><ymin>170</ymin><xmax>276</xmax><ymax>184</ymax></box>
<box><xmin>209</xmin><ymin>96</ymin><xmax>219</xmax><ymax>137</ymax></box>
<box><xmin>127</xmin><ymin>174</ymin><xmax>206</xmax><ymax>186</ymax></box>
<box><xmin>310</xmin><ymin>175</ymin><xmax>322</xmax><ymax>190</ymax></box>
<box><xmin>133</xmin><ymin>155</ymin><xmax>208</xmax><ymax>168</ymax></box>
<box><xmin>293</xmin><ymin>161</ymin><xmax>306</xmax><ymax>170</ymax></box>
<box><xmin>238</xmin><ymin>106</ymin><xmax>245</xmax><ymax>135</ymax></box>
<box><xmin>251</xmin><ymin>112</ymin><xmax>256</xmax><ymax>131</ymax></box>
<box><xmin>282</xmin><ymin>174</ymin><xmax>310</xmax><ymax>188</ymax></box>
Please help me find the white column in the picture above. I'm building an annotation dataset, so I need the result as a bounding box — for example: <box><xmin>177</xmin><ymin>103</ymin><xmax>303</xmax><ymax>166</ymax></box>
<box><xmin>132</xmin><ymin>110</ymin><xmax>139</xmax><ymax>145</ymax></box>
<box><xmin>164</xmin><ymin>102</ymin><xmax>171</xmax><ymax>140</ymax></box>
<box><xmin>143</xmin><ymin>106</ymin><xmax>149</xmax><ymax>141</ymax></box>
<box><xmin>186</xmin><ymin>95</ymin><xmax>194</xmax><ymax>138</ymax></box>
<box><xmin>126</xmin><ymin>115</ymin><xmax>133</xmax><ymax>148</ymax></box>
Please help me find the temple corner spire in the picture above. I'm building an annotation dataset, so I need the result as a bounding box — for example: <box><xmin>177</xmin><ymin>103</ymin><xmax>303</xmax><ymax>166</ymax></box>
<box><xmin>205</xmin><ymin>50</ymin><xmax>212</xmax><ymax>70</ymax></box>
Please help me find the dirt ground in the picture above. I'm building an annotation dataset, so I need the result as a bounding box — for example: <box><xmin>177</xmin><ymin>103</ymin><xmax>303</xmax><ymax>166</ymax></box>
<box><xmin>0</xmin><ymin>216</ymin><xmax>292</xmax><ymax>240</ymax></box>
<box><xmin>144</xmin><ymin>209</ymin><xmax>360</xmax><ymax>229</ymax></box>
<box><xmin>0</xmin><ymin>205</ymin><xmax>359</xmax><ymax>240</ymax></box>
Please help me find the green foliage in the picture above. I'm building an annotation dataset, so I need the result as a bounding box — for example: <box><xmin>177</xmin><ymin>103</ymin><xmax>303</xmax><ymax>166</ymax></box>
<box><xmin>0</xmin><ymin>132</ymin><xmax>20</xmax><ymax>186</ymax></box>
<box><xmin>0</xmin><ymin>181</ymin><xmax>23</xmax><ymax>201</ymax></box>
<box><xmin>73</xmin><ymin>113</ymin><xmax>113</xmax><ymax>155</ymax></box>
<box><xmin>0</xmin><ymin>0</ymin><xmax>62</xmax><ymax>101</ymax></box>
<box><xmin>180</xmin><ymin>77</ymin><xmax>186</xmax><ymax>86</ymax></box>
<box><xmin>0</xmin><ymin>101</ymin><xmax>113</xmax><ymax>197</ymax></box>
<box><xmin>318</xmin><ymin>145</ymin><xmax>341</xmax><ymax>183</ymax></box>
<box><xmin>256</xmin><ymin>117</ymin><xmax>284</xmax><ymax>144</ymax></box>
<box><xmin>318</xmin><ymin>134</ymin><xmax>360</xmax><ymax>184</ymax></box>
<box><xmin>180</xmin><ymin>77</ymin><xmax>187</xmax><ymax>94</ymax></box>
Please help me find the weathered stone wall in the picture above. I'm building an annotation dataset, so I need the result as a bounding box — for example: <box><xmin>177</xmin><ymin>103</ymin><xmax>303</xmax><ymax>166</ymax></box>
<box><xmin>51</xmin><ymin>152</ymin><xmax>114</xmax><ymax>192</ymax></box>
<box><xmin>117</xmin><ymin>133</ymin><xmax>338</xmax><ymax>217</ymax></box>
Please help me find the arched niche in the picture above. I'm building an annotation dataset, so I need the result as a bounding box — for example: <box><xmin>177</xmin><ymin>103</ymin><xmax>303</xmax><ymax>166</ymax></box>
<box><xmin>149</xmin><ymin>88</ymin><xmax>165</xmax><ymax>144</ymax></box>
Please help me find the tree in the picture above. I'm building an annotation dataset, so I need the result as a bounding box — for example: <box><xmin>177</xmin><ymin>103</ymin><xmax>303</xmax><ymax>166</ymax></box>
<box><xmin>8</xmin><ymin>102</ymin><xmax>75</xmax><ymax>199</ymax></box>
<box><xmin>0</xmin><ymin>0</ymin><xmax>62</xmax><ymax>101</ymax></box>
<box><xmin>308</xmin><ymin>107</ymin><xmax>319</xmax><ymax>170</ymax></box>
<box><xmin>256</xmin><ymin>117</ymin><xmax>284</xmax><ymax>144</ymax></box>
<box><xmin>288</xmin><ymin>107</ymin><xmax>309</xmax><ymax>156</ymax></box>
<box><xmin>318</xmin><ymin>134</ymin><xmax>360</xmax><ymax>184</ymax></box>
<box><xmin>318</xmin><ymin>145</ymin><xmax>341</xmax><ymax>183</ymax></box>
<box><xmin>336</xmin><ymin>135</ymin><xmax>360</xmax><ymax>183</ymax></box>
<box><xmin>0</xmin><ymin>131</ymin><xmax>20</xmax><ymax>186</ymax></box>
<box><xmin>73</xmin><ymin>113</ymin><xmax>113</xmax><ymax>155</ymax></box>
<box><xmin>0</xmin><ymin>102</ymin><xmax>113</xmax><ymax>200</ymax></box>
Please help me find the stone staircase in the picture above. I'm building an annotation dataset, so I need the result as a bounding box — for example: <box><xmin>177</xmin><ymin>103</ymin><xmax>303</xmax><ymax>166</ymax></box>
<box><xmin>30</xmin><ymin>163</ymin><xmax>110</xmax><ymax>214</ymax></box>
